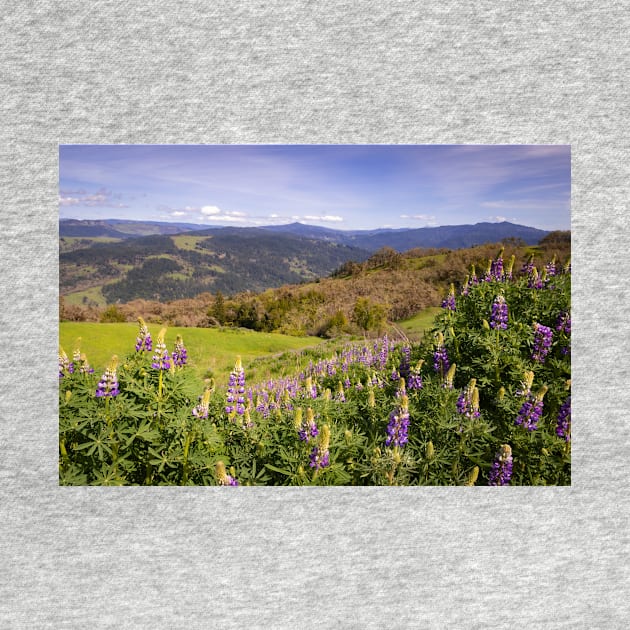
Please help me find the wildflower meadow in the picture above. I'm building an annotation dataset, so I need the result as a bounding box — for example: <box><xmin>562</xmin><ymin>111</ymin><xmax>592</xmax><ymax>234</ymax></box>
<box><xmin>59</xmin><ymin>249</ymin><xmax>570</xmax><ymax>486</ymax></box>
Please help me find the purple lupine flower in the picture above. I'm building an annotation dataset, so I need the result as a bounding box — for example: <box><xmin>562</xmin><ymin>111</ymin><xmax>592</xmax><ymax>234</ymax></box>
<box><xmin>226</xmin><ymin>357</ymin><xmax>246</xmax><ymax>416</ymax></box>
<box><xmin>556</xmin><ymin>311</ymin><xmax>571</xmax><ymax>335</ymax></box>
<box><xmin>527</xmin><ymin>267</ymin><xmax>545</xmax><ymax>289</ymax></box>
<box><xmin>490</xmin><ymin>248</ymin><xmax>504</xmax><ymax>281</ymax></box>
<box><xmin>441</xmin><ymin>284</ymin><xmax>457</xmax><ymax>311</ymax></box>
<box><xmin>521</xmin><ymin>254</ymin><xmax>535</xmax><ymax>276</ymax></box>
<box><xmin>385</xmin><ymin>395</ymin><xmax>410</xmax><ymax>448</ymax></box>
<box><xmin>297</xmin><ymin>408</ymin><xmax>319</xmax><ymax>442</ymax></box>
<box><xmin>309</xmin><ymin>425</ymin><xmax>331</xmax><ymax>470</ymax></box>
<box><xmin>545</xmin><ymin>257</ymin><xmax>557</xmax><ymax>277</ymax></box>
<box><xmin>172</xmin><ymin>335</ymin><xmax>188</xmax><ymax>367</ymax></box>
<box><xmin>456</xmin><ymin>379</ymin><xmax>480</xmax><ymax>419</ymax></box>
<box><xmin>515</xmin><ymin>386</ymin><xmax>547</xmax><ymax>431</ymax></box>
<box><xmin>488</xmin><ymin>444</ymin><xmax>513</xmax><ymax>486</ymax></box>
<box><xmin>556</xmin><ymin>396</ymin><xmax>571</xmax><ymax>442</ymax></box>
<box><xmin>532</xmin><ymin>323</ymin><xmax>554</xmax><ymax>363</ymax></box>
<box><xmin>378</xmin><ymin>335</ymin><xmax>389</xmax><ymax>369</ymax></box>
<box><xmin>96</xmin><ymin>356</ymin><xmax>120</xmax><ymax>398</ymax></box>
<box><xmin>433</xmin><ymin>333</ymin><xmax>450</xmax><ymax>376</ymax></box>
<box><xmin>407</xmin><ymin>372</ymin><xmax>423</xmax><ymax>390</ymax></box>
<box><xmin>309</xmin><ymin>447</ymin><xmax>330</xmax><ymax>469</ymax></box>
<box><xmin>135</xmin><ymin>317</ymin><xmax>152</xmax><ymax>352</ymax></box>
<box><xmin>58</xmin><ymin>346</ymin><xmax>73</xmax><ymax>378</ymax></box>
<box><xmin>398</xmin><ymin>345</ymin><xmax>412</xmax><ymax>380</ymax></box>
<box><xmin>490</xmin><ymin>295</ymin><xmax>508</xmax><ymax>330</ymax></box>
<box><xmin>151</xmin><ymin>329</ymin><xmax>171</xmax><ymax>370</ymax></box>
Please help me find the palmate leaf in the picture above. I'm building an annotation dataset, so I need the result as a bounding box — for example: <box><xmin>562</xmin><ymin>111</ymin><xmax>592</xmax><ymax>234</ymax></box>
<box><xmin>264</xmin><ymin>463</ymin><xmax>293</xmax><ymax>477</ymax></box>
<box><xmin>125</xmin><ymin>420</ymin><xmax>162</xmax><ymax>447</ymax></box>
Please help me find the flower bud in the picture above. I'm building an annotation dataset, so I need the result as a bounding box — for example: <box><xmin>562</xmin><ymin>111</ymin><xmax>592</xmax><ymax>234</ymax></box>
<box><xmin>465</xmin><ymin>466</ymin><xmax>479</xmax><ymax>486</ymax></box>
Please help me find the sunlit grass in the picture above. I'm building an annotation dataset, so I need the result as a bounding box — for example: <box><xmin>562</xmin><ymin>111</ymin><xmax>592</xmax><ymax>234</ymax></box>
<box><xmin>59</xmin><ymin>322</ymin><xmax>326</xmax><ymax>385</ymax></box>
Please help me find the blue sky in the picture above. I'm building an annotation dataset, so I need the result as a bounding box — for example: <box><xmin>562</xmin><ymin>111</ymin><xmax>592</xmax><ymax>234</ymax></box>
<box><xmin>59</xmin><ymin>145</ymin><xmax>570</xmax><ymax>231</ymax></box>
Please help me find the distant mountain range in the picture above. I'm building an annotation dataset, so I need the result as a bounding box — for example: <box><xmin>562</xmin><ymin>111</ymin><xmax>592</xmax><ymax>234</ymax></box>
<box><xmin>59</xmin><ymin>218</ymin><xmax>553</xmax><ymax>303</ymax></box>
<box><xmin>60</xmin><ymin>218</ymin><xmax>549</xmax><ymax>249</ymax></box>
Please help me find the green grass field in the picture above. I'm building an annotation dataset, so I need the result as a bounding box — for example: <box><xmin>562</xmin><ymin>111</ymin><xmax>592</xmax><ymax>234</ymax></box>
<box><xmin>395</xmin><ymin>307</ymin><xmax>442</xmax><ymax>340</ymax></box>
<box><xmin>60</xmin><ymin>322</ymin><xmax>326</xmax><ymax>385</ymax></box>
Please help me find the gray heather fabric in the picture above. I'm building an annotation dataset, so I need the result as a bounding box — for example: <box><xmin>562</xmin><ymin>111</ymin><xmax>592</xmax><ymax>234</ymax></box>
<box><xmin>1</xmin><ymin>2</ymin><xmax>628</xmax><ymax>627</ymax></box>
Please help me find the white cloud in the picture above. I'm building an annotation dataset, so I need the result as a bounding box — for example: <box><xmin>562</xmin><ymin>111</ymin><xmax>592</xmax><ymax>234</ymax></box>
<box><xmin>58</xmin><ymin>189</ymin><xmax>127</xmax><ymax>208</ymax></box>
<box><xmin>201</xmin><ymin>205</ymin><xmax>221</xmax><ymax>215</ymax></box>
<box><xmin>171</xmin><ymin>211</ymin><xmax>187</xmax><ymax>217</ymax></box>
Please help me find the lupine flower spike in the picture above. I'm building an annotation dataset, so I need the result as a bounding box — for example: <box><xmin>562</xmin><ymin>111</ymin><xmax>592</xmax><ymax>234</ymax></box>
<box><xmin>386</xmin><ymin>395</ymin><xmax>410</xmax><ymax>448</ymax></box>
<box><xmin>532</xmin><ymin>323</ymin><xmax>553</xmax><ymax>363</ymax></box>
<box><xmin>192</xmin><ymin>386</ymin><xmax>213</xmax><ymax>419</ymax></box>
<box><xmin>483</xmin><ymin>258</ymin><xmax>493</xmax><ymax>282</ymax></box>
<box><xmin>151</xmin><ymin>328</ymin><xmax>171</xmax><ymax>370</ymax></box>
<box><xmin>433</xmin><ymin>332</ymin><xmax>450</xmax><ymax>377</ymax></box>
<box><xmin>215</xmin><ymin>461</ymin><xmax>239</xmax><ymax>486</ymax></box>
<box><xmin>456</xmin><ymin>378</ymin><xmax>480</xmax><ymax>419</ymax></box>
<box><xmin>172</xmin><ymin>334</ymin><xmax>188</xmax><ymax>367</ymax></box>
<box><xmin>505</xmin><ymin>255</ymin><xmax>515</xmax><ymax>280</ymax></box>
<box><xmin>521</xmin><ymin>253</ymin><xmax>535</xmax><ymax>275</ymax></box>
<box><xmin>515</xmin><ymin>385</ymin><xmax>548</xmax><ymax>431</ymax></box>
<box><xmin>488</xmin><ymin>444</ymin><xmax>513</xmax><ymax>486</ymax></box>
<box><xmin>96</xmin><ymin>355</ymin><xmax>120</xmax><ymax>398</ymax></box>
<box><xmin>516</xmin><ymin>370</ymin><xmax>535</xmax><ymax>398</ymax></box>
<box><xmin>461</xmin><ymin>274</ymin><xmax>470</xmax><ymax>296</ymax></box>
<box><xmin>226</xmin><ymin>356</ymin><xmax>246</xmax><ymax>416</ymax></box>
<box><xmin>309</xmin><ymin>424</ymin><xmax>331</xmax><ymax>470</ymax></box>
<box><xmin>297</xmin><ymin>407</ymin><xmax>319</xmax><ymax>442</ymax></box>
<box><xmin>441</xmin><ymin>284</ymin><xmax>456</xmax><ymax>311</ymax></box>
<box><xmin>407</xmin><ymin>360</ymin><xmax>423</xmax><ymax>390</ymax></box>
<box><xmin>78</xmin><ymin>352</ymin><xmax>94</xmax><ymax>374</ymax></box>
<box><xmin>490</xmin><ymin>295</ymin><xmax>508</xmax><ymax>330</ymax></box>
<box><xmin>490</xmin><ymin>247</ymin><xmax>504</xmax><ymax>281</ymax></box>
<box><xmin>444</xmin><ymin>363</ymin><xmax>456</xmax><ymax>390</ymax></box>
<box><xmin>59</xmin><ymin>346</ymin><xmax>73</xmax><ymax>378</ymax></box>
<box><xmin>72</xmin><ymin>338</ymin><xmax>82</xmax><ymax>366</ymax></box>
<box><xmin>556</xmin><ymin>396</ymin><xmax>571</xmax><ymax>442</ymax></box>
<box><xmin>135</xmin><ymin>317</ymin><xmax>152</xmax><ymax>352</ymax></box>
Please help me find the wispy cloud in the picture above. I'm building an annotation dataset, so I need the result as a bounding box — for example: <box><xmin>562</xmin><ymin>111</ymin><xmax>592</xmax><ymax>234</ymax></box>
<box><xmin>59</xmin><ymin>188</ymin><xmax>128</xmax><ymax>208</ymax></box>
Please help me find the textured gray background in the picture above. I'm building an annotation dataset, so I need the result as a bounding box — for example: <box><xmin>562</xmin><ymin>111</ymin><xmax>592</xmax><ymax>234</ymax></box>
<box><xmin>1</xmin><ymin>1</ymin><xmax>628</xmax><ymax>627</ymax></box>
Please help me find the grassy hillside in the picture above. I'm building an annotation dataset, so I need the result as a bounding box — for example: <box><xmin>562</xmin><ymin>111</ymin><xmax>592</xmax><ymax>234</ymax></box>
<box><xmin>60</xmin><ymin>322</ymin><xmax>327</xmax><ymax>385</ymax></box>
<box><xmin>60</xmin><ymin>233</ymin><xmax>570</xmax><ymax>341</ymax></box>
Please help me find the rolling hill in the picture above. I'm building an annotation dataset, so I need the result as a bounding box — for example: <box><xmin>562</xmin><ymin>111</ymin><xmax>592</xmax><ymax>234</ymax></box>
<box><xmin>59</xmin><ymin>219</ymin><xmax>552</xmax><ymax>305</ymax></box>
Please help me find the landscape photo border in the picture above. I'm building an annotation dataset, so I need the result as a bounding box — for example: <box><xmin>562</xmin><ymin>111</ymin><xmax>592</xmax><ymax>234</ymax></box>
<box><xmin>58</xmin><ymin>143</ymin><xmax>572</xmax><ymax>488</ymax></box>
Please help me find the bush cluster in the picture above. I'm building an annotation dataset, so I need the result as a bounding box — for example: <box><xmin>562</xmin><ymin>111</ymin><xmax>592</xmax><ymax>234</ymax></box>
<box><xmin>59</xmin><ymin>250</ymin><xmax>570</xmax><ymax>486</ymax></box>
